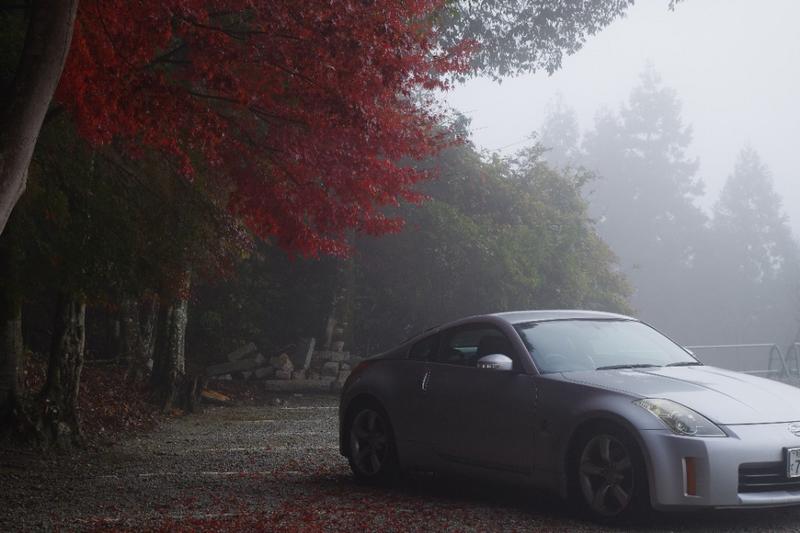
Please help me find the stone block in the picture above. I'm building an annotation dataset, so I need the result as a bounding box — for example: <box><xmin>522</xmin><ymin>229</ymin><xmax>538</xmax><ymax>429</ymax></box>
<box><xmin>206</xmin><ymin>353</ymin><xmax>265</xmax><ymax>377</ymax></box>
<box><xmin>312</xmin><ymin>350</ymin><xmax>332</xmax><ymax>361</ymax></box>
<box><xmin>275</xmin><ymin>369</ymin><xmax>292</xmax><ymax>380</ymax></box>
<box><xmin>291</xmin><ymin>337</ymin><xmax>316</xmax><ymax>370</ymax></box>
<box><xmin>269</xmin><ymin>353</ymin><xmax>294</xmax><ymax>373</ymax></box>
<box><xmin>226</xmin><ymin>342</ymin><xmax>258</xmax><ymax>362</ymax></box>
<box><xmin>255</xmin><ymin>366</ymin><xmax>275</xmax><ymax>379</ymax></box>
<box><xmin>321</xmin><ymin>361</ymin><xmax>340</xmax><ymax>377</ymax></box>
<box><xmin>291</xmin><ymin>369</ymin><xmax>306</xmax><ymax>380</ymax></box>
<box><xmin>337</xmin><ymin>370</ymin><xmax>350</xmax><ymax>382</ymax></box>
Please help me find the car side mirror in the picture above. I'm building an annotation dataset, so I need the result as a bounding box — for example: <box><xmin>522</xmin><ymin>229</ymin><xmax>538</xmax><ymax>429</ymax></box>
<box><xmin>477</xmin><ymin>354</ymin><xmax>513</xmax><ymax>371</ymax></box>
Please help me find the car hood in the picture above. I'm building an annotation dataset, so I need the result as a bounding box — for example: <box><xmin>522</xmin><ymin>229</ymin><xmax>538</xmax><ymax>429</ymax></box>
<box><xmin>561</xmin><ymin>365</ymin><xmax>800</xmax><ymax>425</ymax></box>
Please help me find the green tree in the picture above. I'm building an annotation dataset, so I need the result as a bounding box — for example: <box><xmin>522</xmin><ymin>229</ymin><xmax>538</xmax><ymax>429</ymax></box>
<box><xmin>352</xmin><ymin>138</ymin><xmax>630</xmax><ymax>354</ymax></box>
<box><xmin>436</xmin><ymin>0</ymin><xmax>635</xmax><ymax>78</ymax></box>
<box><xmin>539</xmin><ymin>94</ymin><xmax>581</xmax><ymax>170</ymax></box>
<box><xmin>582</xmin><ymin>67</ymin><xmax>706</xmax><ymax>338</ymax></box>
<box><xmin>695</xmin><ymin>148</ymin><xmax>800</xmax><ymax>345</ymax></box>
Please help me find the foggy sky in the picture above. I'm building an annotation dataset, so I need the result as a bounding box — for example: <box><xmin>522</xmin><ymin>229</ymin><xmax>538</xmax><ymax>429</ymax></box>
<box><xmin>447</xmin><ymin>0</ymin><xmax>800</xmax><ymax>234</ymax></box>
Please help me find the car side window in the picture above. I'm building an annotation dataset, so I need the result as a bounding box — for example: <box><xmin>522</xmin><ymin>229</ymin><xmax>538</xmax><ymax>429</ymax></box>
<box><xmin>408</xmin><ymin>333</ymin><xmax>440</xmax><ymax>361</ymax></box>
<box><xmin>434</xmin><ymin>325</ymin><xmax>515</xmax><ymax>368</ymax></box>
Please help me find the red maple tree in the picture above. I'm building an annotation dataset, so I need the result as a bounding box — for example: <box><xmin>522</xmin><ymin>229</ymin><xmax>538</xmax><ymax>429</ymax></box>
<box><xmin>56</xmin><ymin>1</ymin><xmax>472</xmax><ymax>256</ymax></box>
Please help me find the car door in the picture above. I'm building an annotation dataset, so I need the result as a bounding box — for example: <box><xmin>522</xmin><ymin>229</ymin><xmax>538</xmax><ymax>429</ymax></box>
<box><xmin>426</xmin><ymin>323</ymin><xmax>538</xmax><ymax>475</ymax></box>
<box><xmin>385</xmin><ymin>332</ymin><xmax>440</xmax><ymax>467</ymax></box>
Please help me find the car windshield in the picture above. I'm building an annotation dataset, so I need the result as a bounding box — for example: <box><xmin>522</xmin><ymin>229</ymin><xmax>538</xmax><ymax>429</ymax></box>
<box><xmin>514</xmin><ymin>319</ymin><xmax>699</xmax><ymax>374</ymax></box>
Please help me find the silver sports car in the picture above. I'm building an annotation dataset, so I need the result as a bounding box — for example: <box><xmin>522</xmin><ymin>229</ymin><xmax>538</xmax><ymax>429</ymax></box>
<box><xmin>339</xmin><ymin>310</ymin><xmax>800</xmax><ymax>522</ymax></box>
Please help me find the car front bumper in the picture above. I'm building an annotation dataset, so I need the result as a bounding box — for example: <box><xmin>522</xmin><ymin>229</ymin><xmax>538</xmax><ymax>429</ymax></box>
<box><xmin>640</xmin><ymin>422</ymin><xmax>800</xmax><ymax>510</ymax></box>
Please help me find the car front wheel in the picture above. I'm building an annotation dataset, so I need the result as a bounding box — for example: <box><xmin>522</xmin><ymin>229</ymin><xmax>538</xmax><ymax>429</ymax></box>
<box><xmin>346</xmin><ymin>402</ymin><xmax>399</xmax><ymax>484</ymax></box>
<box><xmin>571</xmin><ymin>424</ymin><xmax>649</xmax><ymax>524</ymax></box>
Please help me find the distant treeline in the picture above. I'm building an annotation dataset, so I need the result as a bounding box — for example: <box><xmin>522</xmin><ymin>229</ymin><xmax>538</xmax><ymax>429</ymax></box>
<box><xmin>540</xmin><ymin>67</ymin><xmax>800</xmax><ymax>347</ymax></box>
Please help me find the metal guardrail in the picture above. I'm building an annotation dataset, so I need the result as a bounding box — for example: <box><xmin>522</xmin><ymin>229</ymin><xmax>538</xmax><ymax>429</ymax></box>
<box><xmin>786</xmin><ymin>343</ymin><xmax>800</xmax><ymax>378</ymax></box>
<box><xmin>685</xmin><ymin>343</ymin><xmax>790</xmax><ymax>379</ymax></box>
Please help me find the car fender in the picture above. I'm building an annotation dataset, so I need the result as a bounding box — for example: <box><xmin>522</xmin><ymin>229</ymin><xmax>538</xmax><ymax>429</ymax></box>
<box><xmin>339</xmin><ymin>358</ymin><xmax>403</xmax><ymax>456</ymax></box>
<box><xmin>549</xmin><ymin>385</ymin><xmax>662</xmax><ymax>500</ymax></box>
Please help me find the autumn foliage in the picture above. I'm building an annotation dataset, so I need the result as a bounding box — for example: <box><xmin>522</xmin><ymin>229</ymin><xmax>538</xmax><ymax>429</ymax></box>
<box><xmin>56</xmin><ymin>1</ymin><xmax>472</xmax><ymax>256</ymax></box>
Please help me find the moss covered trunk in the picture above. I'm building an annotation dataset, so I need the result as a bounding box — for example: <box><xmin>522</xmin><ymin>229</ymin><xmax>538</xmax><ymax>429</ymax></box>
<box><xmin>151</xmin><ymin>271</ymin><xmax>190</xmax><ymax>411</ymax></box>
<box><xmin>40</xmin><ymin>292</ymin><xmax>86</xmax><ymax>446</ymax></box>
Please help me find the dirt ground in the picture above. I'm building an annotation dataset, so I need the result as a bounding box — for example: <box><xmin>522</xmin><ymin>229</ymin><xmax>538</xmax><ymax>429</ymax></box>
<box><xmin>3</xmin><ymin>393</ymin><xmax>800</xmax><ymax>532</ymax></box>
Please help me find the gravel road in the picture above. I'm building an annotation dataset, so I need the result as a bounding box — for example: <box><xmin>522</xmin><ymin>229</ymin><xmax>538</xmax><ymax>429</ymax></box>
<box><xmin>3</xmin><ymin>394</ymin><xmax>800</xmax><ymax>531</ymax></box>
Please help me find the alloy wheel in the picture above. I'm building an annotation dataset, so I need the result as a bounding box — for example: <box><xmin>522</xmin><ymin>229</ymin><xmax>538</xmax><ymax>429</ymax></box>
<box><xmin>349</xmin><ymin>408</ymin><xmax>389</xmax><ymax>477</ymax></box>
<box><xmin>578</xmin><ymin>433</ymin><xmax>634</xmax><ymax>516</ymax></box>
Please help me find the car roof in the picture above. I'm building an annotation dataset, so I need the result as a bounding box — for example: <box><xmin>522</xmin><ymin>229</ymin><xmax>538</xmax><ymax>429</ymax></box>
<box><xmin>491</xmin><ymin>309</ymin><xmax>635</xmax><ymax>324</ymax></box>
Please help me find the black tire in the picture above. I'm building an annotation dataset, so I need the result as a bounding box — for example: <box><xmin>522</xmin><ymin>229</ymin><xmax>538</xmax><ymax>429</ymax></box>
<box><xmin>569</xmin><ymin>422</ymin><xmax>650</xmax><ymax>525</ymax></box>
<box><xmin>344</xmin><ymin>400</ymin><xmax>400</xmax><ymax>484</ymax></box>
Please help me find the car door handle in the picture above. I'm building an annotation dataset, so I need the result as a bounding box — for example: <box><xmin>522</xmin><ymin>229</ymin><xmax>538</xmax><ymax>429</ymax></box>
<box><xmin>421</xmin><ymin>369</ymin><xmax>431</xmax><ymax>392</ymax></box>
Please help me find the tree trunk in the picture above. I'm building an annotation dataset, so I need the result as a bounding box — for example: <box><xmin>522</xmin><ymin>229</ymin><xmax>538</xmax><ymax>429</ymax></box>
<box><xmin>323</xmin><ymin>257</ymin><xmax>355</xmax><ymax>351</ymax></box>
<box><xmin>0</xmin><ymin>299</ymin><xmax>37</xmax><ymax>443</ymax></box>
<box><xmin>0</xmin><ymin>301</ymin><xmax>22</xmax><ymax>413</ymax></box>
<box><xmin>109</xmin><ymin>313</ymin><xmax>121</xmax><ymax>363</ymax></box>
<box><xmin>121</xmin><ymin>298</ymin><xmax>147</xmax><ymax>382</ymax></box>
<box><xmin>0</xmin><ymin>225</ymin><xmax>38</xmax><ymax>442</ymax></box>
<box><xmin>40</xmin><ymin>292</ymin><xmax>86</xmax><ymax>447</ymax></box>
<box><xmin>119</xmin><ymin>298</ymin><xmax>138</xmax><ymax>364</ymax></box>
<box><xmin>0</xmin><ymin>0</ymin><xmax>79</xmax><ymax>236</ymax></box>
<box><xmin>0</xmin><ymin>239</ymin><xmax>22</xmax><ymax>410</ymax></box>
<box><xmin>140</xmin><ymin>292</ymin><xmax>159</xmax><ymax>368</ymax></box>
<box><xmin>151</xmin><ymin>271</ymin><xmax>190</xmax><ymax>411</ymax></box>
<box><xmin>149</xmin><ymin>303</ymin><xmax>169</xmax><ymax>394</ymax></box>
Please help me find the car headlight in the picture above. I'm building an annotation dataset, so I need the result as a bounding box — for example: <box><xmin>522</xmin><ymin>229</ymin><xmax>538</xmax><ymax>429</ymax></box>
<box><xmin>634</xmin><ymin>398</ymin><xmax>726</xmax><ymax>437</ymax></box>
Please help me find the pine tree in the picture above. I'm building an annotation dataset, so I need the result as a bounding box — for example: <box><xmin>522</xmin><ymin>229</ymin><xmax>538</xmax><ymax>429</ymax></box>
<box><xmin>700</xmin><ymin>148</ymin><xmax>800</xmax><ymax>344</ymax></box>
<box><xmin>582</xmin><ymin>66</ymin><xmax>706</xmax><ymax>338</ymax></box>
<box><xmin>539</xmin><ymin>94</ymin><xmax>581</xmax><ymax>170</ymax></box>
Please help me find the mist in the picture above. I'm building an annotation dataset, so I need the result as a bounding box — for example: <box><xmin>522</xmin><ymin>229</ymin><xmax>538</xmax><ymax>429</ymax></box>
<box><xmin>445</xmin><ymin>0</ymin><xmax>800</xmax><ymax>354</ymax></box>
<box><xmin>448</xmin><ymin>0</ymin><xmax>800</xmax><ymax>230</ymax></box>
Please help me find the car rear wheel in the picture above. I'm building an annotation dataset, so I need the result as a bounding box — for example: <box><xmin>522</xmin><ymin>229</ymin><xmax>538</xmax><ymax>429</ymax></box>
<box><xmin>346</xmin><ymin>402</ymin><xmax>399</xmax><ymax>484</ymax></box>
<box><xmin>570</xmin><ymin>424</ymin><xmax>649</xmax><ymax>524</ymax></box>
